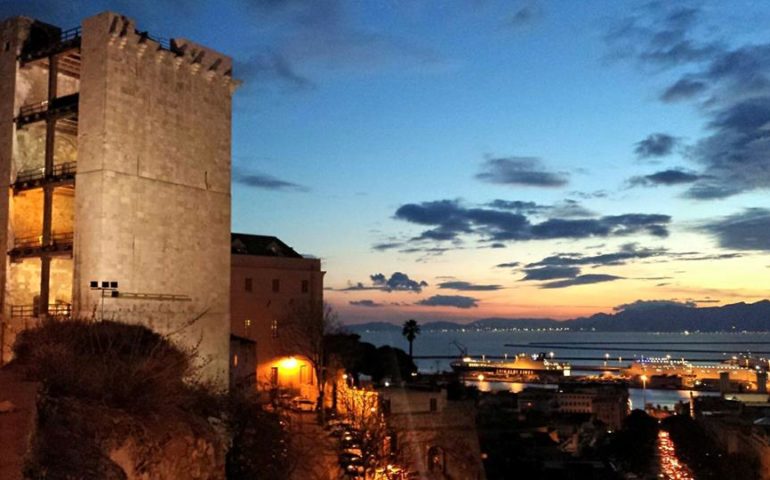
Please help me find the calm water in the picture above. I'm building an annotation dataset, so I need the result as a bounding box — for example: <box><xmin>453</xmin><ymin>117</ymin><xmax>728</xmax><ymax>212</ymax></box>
<box><xmin>357</xmin><ymin>329</ymin><xmax>770</xmax><ymax>407</ymax></box>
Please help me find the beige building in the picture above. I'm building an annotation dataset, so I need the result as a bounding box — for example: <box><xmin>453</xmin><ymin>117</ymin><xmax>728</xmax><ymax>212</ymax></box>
<box><xmin>380</xmin><ymin>387</ymin><xmax>486</xmax><ymax>480</ymax></box>
<box><xmin>229</xmin><ymin>233</ymin><xmax>324</xmax><ymax>398</ymax></box>
<box><xmin>0</xmin><ymin>13</ymin><xmax>236</xmax><ymax>385</ymax></box>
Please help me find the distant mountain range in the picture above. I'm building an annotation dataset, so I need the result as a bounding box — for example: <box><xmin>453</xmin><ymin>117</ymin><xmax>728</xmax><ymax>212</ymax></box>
<box><xmin>346</xmin><ymin>300</ymin><xmax>770</xmax><ymax>333</ymax></box>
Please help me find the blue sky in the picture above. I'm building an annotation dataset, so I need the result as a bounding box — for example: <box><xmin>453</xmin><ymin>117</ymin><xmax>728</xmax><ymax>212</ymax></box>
<box><xmin>5</xmin><ymin>1</ymin><xmax>770</xmax><ymax>323</ymax></box>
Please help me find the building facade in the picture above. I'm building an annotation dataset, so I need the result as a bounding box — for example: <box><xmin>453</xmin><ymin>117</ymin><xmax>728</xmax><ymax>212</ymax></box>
<box><xmin>230</xmin><ymin>233</ymin><xmax>324</xmax><ymax>398</ymax></box>
<box><xmin>379</xmin><ymin>387</ymin><xmax>487</xmax><ymax>480</ymax></box>
<box><xmin>0</xmin><ymin>13</ymin><xmax>236</xmax><ymax>384</ymax></box>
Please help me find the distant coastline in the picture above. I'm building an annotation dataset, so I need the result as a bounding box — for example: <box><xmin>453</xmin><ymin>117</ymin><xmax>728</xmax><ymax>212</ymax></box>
<box><xmin>346</xmin><ymin>300</ymin><xmax>770</xmax><ymax>333</ymax></box>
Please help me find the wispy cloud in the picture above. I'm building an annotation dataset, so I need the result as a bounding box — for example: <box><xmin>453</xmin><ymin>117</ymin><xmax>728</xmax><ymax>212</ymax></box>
<box><xmin>698</xmin><ymin>208</ymin><xmax>770</xmax><ymax>251</ymax></box>
<box><xmin>437</xmin><ymin>281</ymin><xmax>503</xmax><ymax>291</ymax></box>
<box><xmin>232</xmin><ymin>167</ymin><xmax>309</xmax><ymax>192</ymax></box>
<box><xmin>416</xmin><ymin>295</ymin><xmax>479</xmax><ymax>309</ymax></box>
<box><xmin>476</xmin><ymin>156</ymin><xmax>568</xmax><ymax>188</ymax></box>
<box><xmin>540</xmin><ymin>274</ymin><xmax>623</xmax><ymax>289</ymax></box>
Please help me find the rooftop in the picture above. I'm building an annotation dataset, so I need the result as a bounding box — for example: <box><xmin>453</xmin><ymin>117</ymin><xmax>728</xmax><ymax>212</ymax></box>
<box><xmin>231</xmin><ymin>233</ymin><xmax>303</xmax><ymax>258</ymax></box>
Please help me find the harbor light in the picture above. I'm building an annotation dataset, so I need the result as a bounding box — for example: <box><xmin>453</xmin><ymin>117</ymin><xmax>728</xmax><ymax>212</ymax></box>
<box><xmin>477</xmin><ymin>373</ymin><xmax>485</xmax><ymax>381</ymax></box>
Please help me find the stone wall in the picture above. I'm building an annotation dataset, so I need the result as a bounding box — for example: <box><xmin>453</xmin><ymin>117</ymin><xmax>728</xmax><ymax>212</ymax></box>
<box><xmin>73</xmin><ymin>12</ymin><xmax>236</xmax><ymax>385</ymax></box>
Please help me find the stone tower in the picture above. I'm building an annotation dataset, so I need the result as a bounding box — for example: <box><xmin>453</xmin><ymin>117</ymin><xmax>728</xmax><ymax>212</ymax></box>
<box><xmin>0</xmin><ymin>12</ymin><xmax>236</xmax><ymax>385</ymax></box>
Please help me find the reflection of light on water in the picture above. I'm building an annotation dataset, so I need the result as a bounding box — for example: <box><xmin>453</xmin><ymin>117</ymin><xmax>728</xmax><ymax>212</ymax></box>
<box><xmin>657</xmin><ymin>430</ymin><xmax>694</xmax><ymax>480</ymax></box>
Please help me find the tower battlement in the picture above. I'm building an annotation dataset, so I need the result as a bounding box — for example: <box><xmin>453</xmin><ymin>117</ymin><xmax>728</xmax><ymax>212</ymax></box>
<box><xmin>0</xmin><ymin>12</ymin><xmax>234</xmax><ymax>386</ymax></box>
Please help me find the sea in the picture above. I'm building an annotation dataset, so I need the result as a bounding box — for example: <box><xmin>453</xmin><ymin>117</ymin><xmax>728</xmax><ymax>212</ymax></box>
<box><xmin>356</xmin><ymin>329</ymin><xmax>770</xmax><ymax>409</ymax></box>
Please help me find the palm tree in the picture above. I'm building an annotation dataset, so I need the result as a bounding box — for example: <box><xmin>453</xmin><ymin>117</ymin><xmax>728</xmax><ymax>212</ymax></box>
<box><xmin>402</xmin><ymin>319</ymin><xmax>420</xmax><ymax>358</ymax></box>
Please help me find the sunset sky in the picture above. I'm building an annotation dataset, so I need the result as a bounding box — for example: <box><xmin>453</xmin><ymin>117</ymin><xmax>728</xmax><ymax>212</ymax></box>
<box><xmin>6</xmin><ymin>1</ymin><xmax>770</xmax><ymax>324</ymax></box>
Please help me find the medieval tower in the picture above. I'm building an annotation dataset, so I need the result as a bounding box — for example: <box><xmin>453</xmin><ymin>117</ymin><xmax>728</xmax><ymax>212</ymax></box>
<box><xmin>0</xmin><ymin>12</ymin><xmax>236</xmax><ymax>384</ymax></box>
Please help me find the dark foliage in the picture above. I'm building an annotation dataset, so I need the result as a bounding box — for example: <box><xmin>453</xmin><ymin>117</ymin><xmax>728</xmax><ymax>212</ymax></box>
<box><xmin>13</xmin><ymin>320</ymin><xmax>194</xmax><ymax>414</ymax></box>
<box><xmin>604</xmin><ymin>410</ymin><xmax>658</xmax><ymax>475</ymax></box>
<box><xmin>226</xmin><ymin>393</ymin><xmax>290</xmax><ymax>480</ymax></box>
<box><xmin>324</xmin><ymin>333</ymin><xmax>416</xmax><ymax>382</ymax></box>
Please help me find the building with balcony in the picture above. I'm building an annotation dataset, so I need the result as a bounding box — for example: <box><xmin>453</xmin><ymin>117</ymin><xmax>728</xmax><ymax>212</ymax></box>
<box><xmin>229</xmin><ymin>233</ymin><xmax>325</xmax><ymax>397</ymax></box>
<box><xmin>0</xmin><ymin>12</ymin><xmax>237</xmax><ymax>385</ymax></box>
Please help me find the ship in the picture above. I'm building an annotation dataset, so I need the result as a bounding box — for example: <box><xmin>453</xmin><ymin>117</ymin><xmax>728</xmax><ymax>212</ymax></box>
<box><xmin>451</xmin><ymin>353</ymin><xmax>571</xmax><ymax>382</ymax></box>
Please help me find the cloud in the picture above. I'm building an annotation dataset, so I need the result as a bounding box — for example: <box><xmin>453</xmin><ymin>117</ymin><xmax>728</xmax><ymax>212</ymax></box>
<box><xmin>485</xmin><ymin>200</ymin><xmax>546</xmax><ymax>214</ymax></box>
<box><xmin>608</xmin><ymin>4</ymin><xmax>770</xmax><ymax>200</ymax></box>
<box><xmin>540</xmin><ymin>274</ymin><xmax>623</xmax><ymax>289</ymax></box>
<box><xmin>699</xmin><ymin>208</ymin><xmax>770</xmax><ymax>251</ymax></box>
<box><xmin>372</xmin><ymin>242</ymin><xmax>402</xmax><ymax>251</ymax></box>
<box><xmin>349</xmin><ymin>300</ymin><xmax>384</xmax><ymax>307</ymax></box>
<box><xmin>634</xmin><ymin>133</ymin><xmax>680</xmax><ymax>158</ymax></box>
<box><xmin>521</xmin><ymin>266</ymin><xmax>580</xmax><ymax>281</ymax></box>
<box><xmin>506</xmin><ymin>4</ymin><xmax>542</xmax><ymax>29</ymax></box>
<box><xmin>393</xmin><ymin>199</ymin><xmax>670</xmax><ymax>244</ymax></box>
<box><xmin>684</xmin><ymin>97</ymin><xmax>770</xmax><ymax>199</ymax></box>
<box><xmin>660</xmin><ymin>77</ymin><xmax>707</xmax><ymax>102</ymax></box>
<box><xmin>437</xmin><ymin>281</ymin><xmax>503</xmax><ymax>291</ymax></box>
<box><xmin>530</xmin><ymin>214</ymin><xmax>670</xmax><ymax>239</ymax></box>
<box><xmin>235</xmin><ymin>0</ymin><xmax>445</xmax><ymax>91</ymax></box>
<box><xmin>526</xmin><ymin>242</ymin><xmax>744</xmax><ymax>270</ymax></box>
<box><xmin>415</xmin><ymin>295</ymin><xmax>479</xmax><ymax>309</ymax></box>
<box><xmin>232</xmin><ymin>167</ymin><xmax>309</xmax><ymax>192</ymax></box>
<box><xmin>628</xmin><ymin>168</ymin><xmax>702</xmax><ymax>187</ymax></box>
<box><xmin>495</xmin><ymin>261</ymin><xmax>520</xmax><ymax>268</ymax></box>
<box><xmin>235</xmin><ymin>51</ymin><xmax>315</xmax><ymax>91</ymax></box>
<box><xmin>371</xmin><ymin>272</ymin><xmax>428</xmax><ymax>292</ymax></box>
<box><xmin>614</xmin><ymin>299</ymin><xmax>696</xmax><ymax>312</ymax></box>
<box><xmin>475</xmin><ymin>156</ymin><xmax>568</xmax><ymax>188</ymax></box>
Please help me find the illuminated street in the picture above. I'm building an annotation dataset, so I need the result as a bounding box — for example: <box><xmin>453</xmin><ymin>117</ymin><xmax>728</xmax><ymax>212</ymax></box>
<box><xmin>657</xmin><ymin>430</ymin><xmax>694</xmax><ymax>480</ymax></box>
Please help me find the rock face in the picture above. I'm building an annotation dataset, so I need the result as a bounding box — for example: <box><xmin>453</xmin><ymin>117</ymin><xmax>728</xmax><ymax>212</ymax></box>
<box><xmin>0</xmin><ymin>369</ymin><xmax>39</xmax><ymax>480</ymax></box>
<box><xmin>109</xmin><ymin>430</ymin><xmax>226</xmax><ymax>480</ymax></box>
<box><xmin>23</xmin><ymin>394</ymin><xmax>228</xmax><ymax>480</ymax></box>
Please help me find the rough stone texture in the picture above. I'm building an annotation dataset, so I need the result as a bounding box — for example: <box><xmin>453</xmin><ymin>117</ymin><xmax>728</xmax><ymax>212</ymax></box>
<box><xmin>109</xmin><ymin>430</ymin><xmax>226</xmax><ymax>480</ymax></box>
<box><xmin>0</xmin><ymin>368</ymin><xmax>39</xmax><ymax>480</ymax></box>
<box><xmin>66</xmin><ymin>12</ymin><xmax>235</xmax><ymax>385</ymax></box>
<box><xmin>0</xmin><ymin>16</ymin><xmax>33</xmax><ymax>365</ymax></box>
<box><xmin>380</xmin><ymin>388</ymin><xmax>487</xmax><ymax>480</ymax></box>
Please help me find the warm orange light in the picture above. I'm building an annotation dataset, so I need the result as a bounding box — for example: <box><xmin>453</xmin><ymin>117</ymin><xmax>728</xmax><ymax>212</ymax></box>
<box><xmin>280</xmin><ymin>356</ymin><xmax>298</xmax><ymax>369</ymax></box>
<box><xmin>477</xmin><ymin>374</ymin><xmax>485</xmax><ymax>381</ymax></box>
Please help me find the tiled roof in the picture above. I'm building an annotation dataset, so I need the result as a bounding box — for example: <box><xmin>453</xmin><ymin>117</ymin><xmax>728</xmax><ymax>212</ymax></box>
<box><xmin>231</xmin><ymin>233</ymin><xmax>303</xmax><ymax>258</ymax></box>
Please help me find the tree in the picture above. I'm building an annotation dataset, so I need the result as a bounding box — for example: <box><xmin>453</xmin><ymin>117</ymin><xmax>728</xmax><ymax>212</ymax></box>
<box><xmin>279</xmin><ymin>302</ymin><xmax>339</xmax><ymax>423</ymax></box>
<box><xmin>401</xmin><ymin>319</ymin><xmax>420</xmax><ymax>358</ymax></box>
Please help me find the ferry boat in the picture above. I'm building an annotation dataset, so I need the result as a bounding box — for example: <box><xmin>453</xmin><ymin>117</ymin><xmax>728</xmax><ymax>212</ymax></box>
<box><xmin>623</xmin><ymin>355</ymin><xmax>763</xmax><ymax>388</ymax></box>
<box><xmin>451</xmin><ymin>353</ymin><xmax>571</xmax><ymax>382</ymax></box>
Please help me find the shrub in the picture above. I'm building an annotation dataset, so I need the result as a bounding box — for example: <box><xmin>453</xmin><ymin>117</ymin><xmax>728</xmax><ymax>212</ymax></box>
<box><xmin>13</xmin><ymin>319</ymin><xmax>195</xmax><ymax>413</ymax></box>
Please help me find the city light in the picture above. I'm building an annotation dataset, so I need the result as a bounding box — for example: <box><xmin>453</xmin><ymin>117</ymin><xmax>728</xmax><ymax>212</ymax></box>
<box><xmin>657</xmin><ymin>430</ymin><xmax>694</xmax><ymax>480</ymax></box>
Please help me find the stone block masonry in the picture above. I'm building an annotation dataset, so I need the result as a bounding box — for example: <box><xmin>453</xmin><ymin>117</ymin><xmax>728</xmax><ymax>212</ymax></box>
<box><xmin>72</xmin><ymin>12</ymin><xmax>236</xmax><ymax>385</ymax></box>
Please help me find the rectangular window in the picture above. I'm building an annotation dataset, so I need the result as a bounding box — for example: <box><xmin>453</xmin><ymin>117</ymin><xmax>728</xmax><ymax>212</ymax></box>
<box><xmin>272</xmin><ymin>279</ymin><xmax>280</xmax><ymax>293</ymax></box>
<box><xmin>302</xmin><ymin>280</ymin><xmax>309</xmax><ymax>293</ymax></box>
<box><xmin>244</xmin><ymin>319</ymin><xmax>251</xmax><ymax>328</ymax></box>
<box><xmin>245</xmin><ymin>278</ymin><xmax>252</xmax><ymax>292</ymax></box>
<box><xmin>271</xmin><ymin>319</ymin><xmax>278</xmax><ymax>338</ymax></box>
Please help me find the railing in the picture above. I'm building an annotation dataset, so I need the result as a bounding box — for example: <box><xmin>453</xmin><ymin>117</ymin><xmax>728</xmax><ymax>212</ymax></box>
<box><xmin>18</xmin><ymin>100</ymin><xmax>48</xmax><ymax>118</ymax></box>
<box><xmin>21</xmin><ymin>26</ymin><xmax>81</xmax><ymax>63</ymax></box>
<box><xmin>10</xmin><ymin>303</ymin><xmax>72</xmax><ymax>319</ymax></box>
<box><xmin>11</xmin><ymin>232</ymin><xmax>74</xmax><ymax>250</ymax></box>
<box><xmin>15</xmin><ymin>161</ymin><xmax>77</xmax><ymax>185</ymax></box>
<box><xmin>137</xmin><ymin>30</ymin><xmax>172</xmax><ymax>51</ymax></box>
<box><xmin>60</xmin><ymin>27</ymin><xmax>81</xmax><ymax>43</ymax></box>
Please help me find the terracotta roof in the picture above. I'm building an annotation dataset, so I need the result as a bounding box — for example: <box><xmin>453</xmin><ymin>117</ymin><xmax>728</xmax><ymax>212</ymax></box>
<box><xmin>231</xmin><ymin>233</ymin><xmax>303</xmax><ymax>258</ymax></box>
